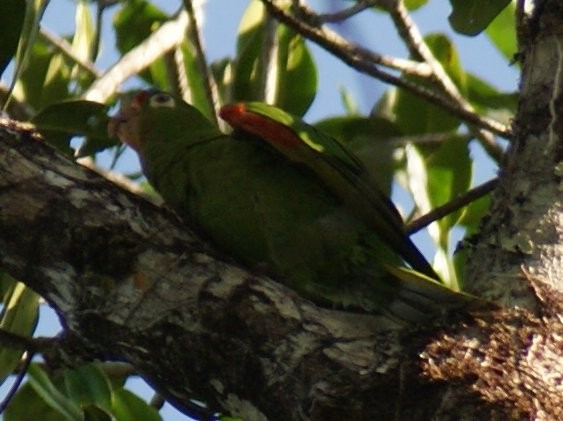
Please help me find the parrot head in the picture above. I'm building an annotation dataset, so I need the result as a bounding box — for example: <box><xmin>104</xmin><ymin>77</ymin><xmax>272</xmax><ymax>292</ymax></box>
<box><xmin>108</xmin><ymin>89</ymin><xmax>221</xmax><ymax>153</ymax></box>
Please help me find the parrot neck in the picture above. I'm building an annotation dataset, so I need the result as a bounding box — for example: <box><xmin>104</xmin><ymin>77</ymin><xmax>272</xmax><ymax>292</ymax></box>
<box><xmin>140</xmin><ymin>133</ymin><xmax>229</xmax><ymax>190</ymax></box>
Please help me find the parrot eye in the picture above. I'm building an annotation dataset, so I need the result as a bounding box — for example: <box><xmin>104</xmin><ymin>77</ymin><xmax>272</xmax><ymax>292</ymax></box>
<box><xmin>149</xmin><ymin>93</ymin><xmax>176</xmax><ymax>108</ymax></box>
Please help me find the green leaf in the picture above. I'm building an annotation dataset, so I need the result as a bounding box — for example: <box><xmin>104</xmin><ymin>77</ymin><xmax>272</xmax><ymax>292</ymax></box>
<box><xmin>274</xmin><ymin>25</ymin><xmax>317</xmax><ymax>116</ymax></box>
<box><xmin>402</xmin><ymin>136</ymin><xmax>472</xmax><ymax>290</ymax></box>
<box><xmin>14</xmin><ymin>37</ymin><xmax>71</xmax><ymax>110</ymax></box>
<box><xmin>4</xmin><ymin>0</ymin><xmax>50</xmax><ymax>105</ymax></box>
<box><xmin>64</xmin><ymin>364</ymin><xmax>113</xmax><ymax>412</ymax></box>
<box><xmin>465</xmin><ymin>73</ymin><xmax>517</xmax><ymax>115</ymax></box>
<box><xmin>113</xmin><ymin>0</ymin><xmax>169</xmax><ymax>86</ymax></box>
<box><xmin>113</xmin><ymin>0</ymin><xmax>168</xmax><ymax>54</ymax></box>
<box><xmin>232</xmin><ymin>0</ymin><xmax>317</xmax><ymax>116</ymax></box>
<box><xmin>111</xmin><ymin>388</ymin><xmax>161</xmax><ymax>421</ymax></box>
<box><xmin>388</xmin><ymin>33</ymin><xmax>463</xmax><ymax>135</ymax></box>
<box><xmin>72</xmin><ymin>1</ymin><xmax>95</xmax><ymax>63</ymax></box>
<box><xmin>232</xmin><ymin>1</ymin><xmax>266</xmax><ymax>102</ymax></box>
<box><xmin>426</xmin><ymin>33</ymin><xmax>466</xmax><ymax>90</ymax></box>
<box><xmin>449</xmin><ymin>0</ymin><xmax>511</xmax><ymax>36</ymax></box>
<box><xmin>0</xmin><ymin>276</ymin><xmax>39</xmax><ymax>385</ymax></box>
<box><xmin>339</xmin><ymin>86</ymin><xmax>359</xmax><ymax>115</ymax></box>
<box><xmin>485</xmin><ymin>0</ymin><xmax>517</xmax><ymax>62</ymax></box>
<box><xmin>404</xmin><ymin>0</ymin><xmax>428</xmax><ymax>10</ymax></box>
<box><xmin>82</xmin><ymin>404</ymin><xmax>112</xmax><ymax>421</ymax></box>
<box><xmin>426</xmin><ymin>135</ymin><xmax>472</xmax><ymax>233</ymax></box>
<box><xmin>70</xmin><ymin>0</ymin><xmax>96</xmax><ymax>90</ymax></box>
<box><xmin>31</xmin><ymin>100</ymin><xmax>115</xmax><ymax>155</ymax></box>
<box><xmin>210</xmin><ymin>57</ymin><xmax>233</xmax><ymax>105</ymax></box>
<box><xmin>457</xmin><ymin>192</ymin><xmax>491</xmax><ymax>235</ymax></box>
<box><xmin>4</xmin><ymin>382</ymin><xmax>62</xmax><ymax>421</ymax></box>
<box><xmin>27</xmin><ymin>364</ymin><xmax>83</xmax><ymax>420</ymax></box>
<box><xmin>0</xmin><ymin>0</ymin><xmax>26</xmax><ymax>77</ymax></box>
<box><xmin>180</xmin><ymin>43</ymin><xmax>216</xmax><ymax>121</ymax></box>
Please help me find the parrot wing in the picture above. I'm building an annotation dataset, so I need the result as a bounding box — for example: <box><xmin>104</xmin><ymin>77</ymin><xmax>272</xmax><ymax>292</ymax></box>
<box><xmin>219</xmin><ymin>102</ymin><xmax>440</xmax><ymax>281</ymax></box>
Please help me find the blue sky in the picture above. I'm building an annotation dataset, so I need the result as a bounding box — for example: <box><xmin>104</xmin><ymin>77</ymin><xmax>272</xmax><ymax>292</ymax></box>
<box><xmin>2</xmin><ymin>1</ymin><xmax>518</xmax><ymax>420</ymax></box>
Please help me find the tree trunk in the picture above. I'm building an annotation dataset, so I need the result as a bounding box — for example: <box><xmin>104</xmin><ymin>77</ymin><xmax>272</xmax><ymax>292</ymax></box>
<box><xmin>0</xmin><ymin>3</ymin><xmax>562</xmax><ymax>420</ymax></box>
<box><xmin>467</xmin><ymin>0</ymin><xmax>563</xmax><ymax>305</ymax></box>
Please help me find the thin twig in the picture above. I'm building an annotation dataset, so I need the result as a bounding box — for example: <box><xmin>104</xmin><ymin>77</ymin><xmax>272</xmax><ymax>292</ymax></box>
<box><xmin>260</xmin><ymin>14</ymin><xmax>279</xmax><ymax>104</ymax></box>
<box><xmin>405</xmin><ymin>178</ymin><xmax>498</xmax><ymax>234</ymax></box>
<box><xmin>260</xmin><ymin>0</ymin><xmax>512</xmax><ymax>141</ymax></box>
<box><xmin>183</xmin><ymin>0</ymin><xmax>220</xmax><ymax>124</ymax></box>
<box><xmin>387</xmin><ymin>132</ymin><xmax>473</xmax><ymax>147</ymax></box>
<box><xmin>282</xmin><ymin>2</ymin><xmax>435</xmax><ymax>78</ymax></box>
<box><xmin>150</xmin><ymin>393</ymin><xmax>166</xmax><ymax>410</ymax></box>
<box><xmin>163</xmin><ymin>48</ymin><xmax>190</xmax><ymax>101</ymax></box>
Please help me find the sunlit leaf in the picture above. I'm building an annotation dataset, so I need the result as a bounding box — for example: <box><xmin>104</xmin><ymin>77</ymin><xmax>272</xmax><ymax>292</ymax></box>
<box><xmin>5</xmin><ymin>0</ymin><xmax>50</xmax><ymax>104</ymax></box>
<box><xmin>403</xmin><ymin>142</ymin><xmax>468</xmax><ymax>289</ymax></box>
<box><xmin>4</xmin><ymin>382</ymin><xmax>62</xmax><ymax>421</ymax></box>
<box><xmin>111</xmin><ymin>388</ymin><xmax>161</xmax><ymax>421</ymax></box>
<box><xmin>465</xmin><ymin>73</ymin><xmax>517</xmax><ymax>115</ymax></box>
<box><xmin>485</xmin><ymin>0</ymin><xmax>517</xmax><ymax>62</ymax></box>
<box><xmin>64</xmin><ymin>364</ymin><xmax>113</xmax><ymax>412</ymax></box>
<box><xmin>14</xmin><ymin>37</ymin><xmax>70</xmax><ymax>110</ymax></box>
<box><xmin>27</xmin><ymin>364</ymin><xmax>83</xmax><ymax>420</ymax></box>
<box><xmin>275</xmin><ymin>25</ymin><xmax>317</xmax><ymax>116</ymax></box>
<box><xmin>404</xmin><ymin>0</ymin><xmax>428</xmax><ymax>10</ymax></box>
<box><xmin>0</xmin><ymin>275</ymin><xmax>39</xmax><ymax>385</ymax></box>
<box><xmin>113</xmin><ymin>0</ymin><xmax>168</xmax><ymax>54</ymax></box>
<box><xmin>232</xmin><ymin>0</ymin><xmax>317</xmax><ymax>116</ymax></box>
<box><xmin>457</xmin><ymin>192</ymin><xmax>491</xmax><ymax>234</ymax></box>
<box><xmin>71</xmin><ymin>0</ymin><xmax>96</xmax><ymax>89</ymax></box>
<box><xmin>180</xmin><ymin>43</ymin><xmax>216</xmax><ymax>120</ymax></box>
<box><xmin>113</xmin><ymin>0</ymin><xmax>169</xmax><ymax>86</ymax></box>
<box><xmin>426</xmin><ymin>135</ymin><xmax>472</xmax><ymax>233</ymax></box>
<box><xmin>339</xmin><ymin>86</ymin><xmax>360</xmax><ymax>115</ymax></box>
<box><xmin>449</xmin><ymin>0</ymin><xmax>511</xmax><ymax>36</ymax></box>
<box><xmin>388</xmin><ymin>33</ymin><xmax>464</xmax><ymax>135</ymax></box>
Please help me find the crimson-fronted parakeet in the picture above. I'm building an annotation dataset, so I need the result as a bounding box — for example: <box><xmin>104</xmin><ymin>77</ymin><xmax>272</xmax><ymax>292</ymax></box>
<box><xmin>108</xmin><ymin>89</ymin><xmax>469</xmax><ymax>322</ymax></box>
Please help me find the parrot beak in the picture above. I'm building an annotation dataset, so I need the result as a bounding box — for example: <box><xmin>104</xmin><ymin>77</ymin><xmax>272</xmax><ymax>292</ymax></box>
<box><xmin>108</xmin><ymin>94</ymin><xmax>144</xmax><ymax>151</ymax></box>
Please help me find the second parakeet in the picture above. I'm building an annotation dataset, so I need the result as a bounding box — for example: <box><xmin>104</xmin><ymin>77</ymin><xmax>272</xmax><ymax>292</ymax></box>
<box><xmin>108</xmin><ymin>89</ymin><xmax>469</xmax><ymax>322</ymax></box>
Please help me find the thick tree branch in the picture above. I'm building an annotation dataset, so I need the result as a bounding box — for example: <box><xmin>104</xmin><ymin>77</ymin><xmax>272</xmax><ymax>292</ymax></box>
<box><xmin>467</xmin><ymin>0</ymin><xmax>563</xmax><ymax>301</ymax></box>
<box><xmin>0</xmin><ymin>120</ymin><xmax>561</xmax><ymax>419</ymax></box>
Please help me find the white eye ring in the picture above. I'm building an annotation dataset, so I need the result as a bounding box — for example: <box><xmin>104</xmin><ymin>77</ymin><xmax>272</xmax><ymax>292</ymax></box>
<box><xmin>149</xmin><ymin>93</ymin><xmax>175</xmax><ymax>108</ymax></box>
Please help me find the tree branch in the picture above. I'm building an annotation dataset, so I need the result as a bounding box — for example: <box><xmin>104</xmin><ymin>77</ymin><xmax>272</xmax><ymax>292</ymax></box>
<box><xmin>260</xmin><ymin>0</ymin><xmax>511</xmax><ymax>141</ymax></box>
<box><xmin>0</xmin><ymin>119</ymin><xmax>560</xmax><ymax>419</ymax></box>
<box><xmin>83</xmin><ymin>10</ymin><xmax>189</xmax><ymax>103</ymax></box>
<box><xmin>183</xmin><ymin>0</ymin><xmax>220</xmax><ymax>123</ymax></box>
<box><xmin>405</xmin><ymin>178</ymin><xmax>498</xmax><ymax>234</ymax></box>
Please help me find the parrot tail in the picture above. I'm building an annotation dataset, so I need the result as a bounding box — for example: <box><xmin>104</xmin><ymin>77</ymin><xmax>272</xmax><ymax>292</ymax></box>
<box><xmin>383</xmin><ymin>265</ymin><xmax>476</xmax><ymax>323</ymax></box>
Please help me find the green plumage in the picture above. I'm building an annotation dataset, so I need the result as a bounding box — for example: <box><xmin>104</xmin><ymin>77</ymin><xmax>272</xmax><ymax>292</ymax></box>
<box><xmin>109</xmin><ymin>89</ymin><xmax>470</xmax><ymax>321</ymax></box>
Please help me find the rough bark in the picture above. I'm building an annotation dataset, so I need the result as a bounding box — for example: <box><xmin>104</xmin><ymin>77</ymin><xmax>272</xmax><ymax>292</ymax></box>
<box><xmin>0</xmin><ymin>117</ymin><xmax>561</xmax><ymax>420</ymax></box>
<box><xmin>467</xmin><ymin>0</ymin><xmax>563</xmax><ymax>305</ymax></box>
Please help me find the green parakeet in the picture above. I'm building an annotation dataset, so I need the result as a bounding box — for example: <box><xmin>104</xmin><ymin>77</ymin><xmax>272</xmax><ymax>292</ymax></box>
<box><xmin>108</xmin><ymin>89</ymin><xmax>470</xmax><ymax>322</ymax></box>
